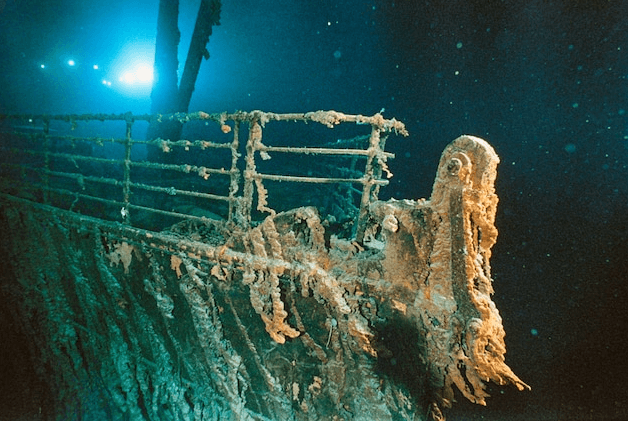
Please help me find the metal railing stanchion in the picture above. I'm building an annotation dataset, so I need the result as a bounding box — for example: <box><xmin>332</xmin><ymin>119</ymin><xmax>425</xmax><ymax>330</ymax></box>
<box><xmin>122</xmin><ymin>116</ymin><xmax>133</xmax><ymax>224</ymax></box>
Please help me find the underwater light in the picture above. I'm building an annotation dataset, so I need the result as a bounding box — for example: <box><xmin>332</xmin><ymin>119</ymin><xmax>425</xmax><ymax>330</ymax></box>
<box><xmin>135</xmin><ymin>65</ymin><xmax>153</xmax><ymax>83</ymax></box>
<box><xmin>67</xmin><ymin>59</ymin><xmax>75</xmax><ymax>66</ymax></box>
<box><xmin>109</xmin><ymin>40</ymin><xmax>155</xmax><ymax>96</ymax></box>
<box><xmin>120</xmin><ymin>72</ymin><xmax>136</xmax><ymax>84</ymax></box>
<box><xmin>118</xmin><ymin>65</ymin><xmax>153</xmax><ymax>85</ymax></box>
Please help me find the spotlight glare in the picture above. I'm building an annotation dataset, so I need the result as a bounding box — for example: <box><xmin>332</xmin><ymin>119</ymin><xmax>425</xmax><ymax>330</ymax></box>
<box><xmin>123</xmin><ymin>72</ymin><xmax>136</xmax><ymax>84</ymax></box>
<box><xmin>93</xmin><ymin>64</ymin><xmax>99</xmax><ymax>70</ymax></box>
<box><xmin>118</xmin><ymin>65</ymin><xmax>153</xmax><ymax>85</ymax></box>
<box><xmin>40</xmin><ymin>64</ymin><xmax>45</xmax><ymax>69</ymax></box>
<box><xmin>68</xmin><ymin>59</ymin><xmax>75</xmax><ymax>66</ymax></box>
<box><xmin>110</xmin><ymin>41</ymin><xmax>156</xmax><ymax>96</ymax></box>
<box><xmin>136</xmin><ymin>65</ymin><xmax>153</xmax><ymax>83</ymax></box>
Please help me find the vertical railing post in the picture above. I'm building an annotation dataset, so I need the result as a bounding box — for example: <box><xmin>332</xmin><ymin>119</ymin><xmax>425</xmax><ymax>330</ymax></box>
<box><xmin>370</xmin><ymin>134</ymin><xmax>390</xmax><ymax>202</ymax></box>
<box><xmin>122</xmin><ymin>115</ymin><xmax>133</xmax><ymax>225</ymax></box>
<box><xmin>241</xmin><ymin>117</ymin><xmax>261</xmax><ymax>226</ymax></box>
<box><xmin>42</xmin><ymin>118</ymin><xmax>51</xmax><ymax>204</ymax></box>
<box><xmin>354</xmin><ymin>125</ymin><xmax>381</xmax><ymax>243</ymax></box>
<box><xmin>228</xmin><ymin>119</ymin><xmax>241</xmax><ymax>225</ymax></box>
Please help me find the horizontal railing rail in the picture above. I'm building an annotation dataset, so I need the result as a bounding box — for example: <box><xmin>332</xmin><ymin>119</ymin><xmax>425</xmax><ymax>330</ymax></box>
<box><xmin>0</xmin><ymin>110</ymin><xmax>407</xmax><ymax>241</ymax></box>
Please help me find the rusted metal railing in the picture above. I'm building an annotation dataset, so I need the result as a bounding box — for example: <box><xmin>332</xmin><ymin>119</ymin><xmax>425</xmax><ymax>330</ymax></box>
<box><xmin>0</xmin><ymin>110</ymin><xmax>407</xmax><ymax>240</ymax></box>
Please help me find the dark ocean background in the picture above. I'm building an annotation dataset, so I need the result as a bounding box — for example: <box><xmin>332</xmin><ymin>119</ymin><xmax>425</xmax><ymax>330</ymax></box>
<box><xmin>1</xmin><ymin>1</ymin><xmax>627</xmax><ymax>420</ymax></box>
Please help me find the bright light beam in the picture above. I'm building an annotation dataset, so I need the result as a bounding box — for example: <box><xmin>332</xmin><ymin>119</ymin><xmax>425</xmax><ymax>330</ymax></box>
<box><xmin>135</xmin><ymin>65</ymin><xmax>153</xmax><ymax>83</ymax></box>
<box><xmin>118</xmin><ymin>65</ymin><xmax>153</xmax><ymax>86</ymax></box>
<box><xmin>121</xmin><ymin>72</ymin><xmax>137</xmax><ymax>84</ymax></box>
<box><xmin>110</xmin><ymin>41</ymin><xmax>156</xmax><ymax>96</ymax></box>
